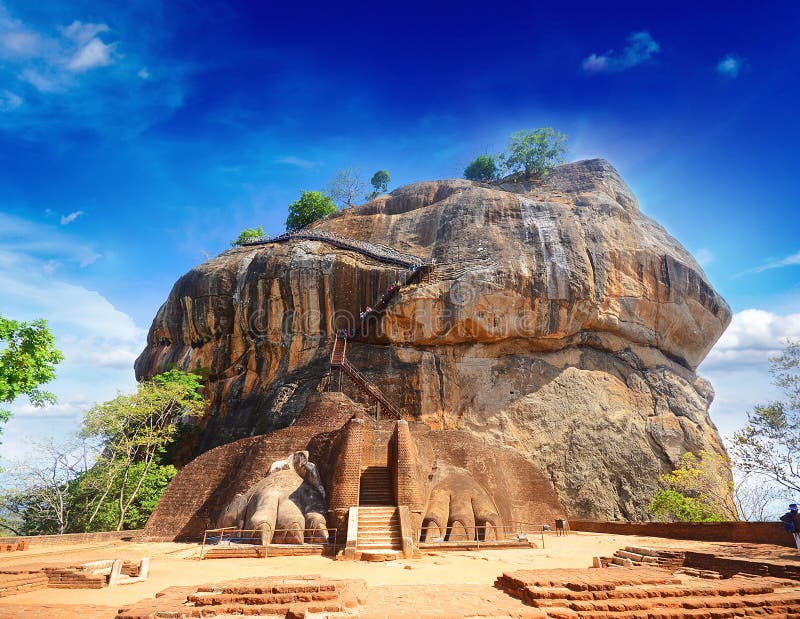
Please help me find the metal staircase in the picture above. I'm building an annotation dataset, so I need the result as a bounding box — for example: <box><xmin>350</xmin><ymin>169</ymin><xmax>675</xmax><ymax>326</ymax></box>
<box><xmin>330</xmin><ymin>333</ymin><xmax>402</xmax><ymax>420</ymax></box>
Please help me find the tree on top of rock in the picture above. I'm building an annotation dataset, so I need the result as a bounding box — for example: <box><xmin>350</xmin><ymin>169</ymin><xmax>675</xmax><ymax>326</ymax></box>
<box><xmin>328</xmin><ymin>168</ymin><xmax>366</xmax><ymax>208</ymax></box>
<box><xmin>369</xmin><ymin>170</ymin><xmax>391</xmax><ymax>198</ymax></box>
<box><xmin>285</xmin><ymin>190</ymin><xmax>338</xmax><ymax>231</ymax></box>
<box><xmin>501</xmin><ymin>128</ymin><xmax>568</xmax><ymax>176</ymax></box>
<box><xmin>464</xmin><ymin>154</ymin><xmax>499</xmax><ymax>181</ymax></box>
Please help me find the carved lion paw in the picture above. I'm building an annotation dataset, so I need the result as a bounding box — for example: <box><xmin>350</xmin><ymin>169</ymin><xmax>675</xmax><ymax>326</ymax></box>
<box><xmin>421</xmin><ymin>463</ymin><xmax>502</xmax><ymax>542</ymax></box>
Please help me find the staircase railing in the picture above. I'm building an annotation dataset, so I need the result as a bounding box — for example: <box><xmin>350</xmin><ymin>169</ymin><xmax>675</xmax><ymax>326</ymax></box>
<box><xmin>242</xmin><ymin>229</ymin><xmax>431</xmax><ymax>269</ymax></box>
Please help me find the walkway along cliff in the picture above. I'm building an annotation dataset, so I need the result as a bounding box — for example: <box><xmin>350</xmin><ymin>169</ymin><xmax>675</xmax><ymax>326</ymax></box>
<box><xmin>136</xmin><ymin>158</ymin><xmax>731</xmax><ymax>522</ymax></box>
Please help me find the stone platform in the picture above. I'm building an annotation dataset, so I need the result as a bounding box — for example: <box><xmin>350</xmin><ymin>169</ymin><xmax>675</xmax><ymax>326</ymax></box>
<box><xmin>496</xmin><ymin>566</ymin><xmax>800</xmax><ymax>618</ymax></box>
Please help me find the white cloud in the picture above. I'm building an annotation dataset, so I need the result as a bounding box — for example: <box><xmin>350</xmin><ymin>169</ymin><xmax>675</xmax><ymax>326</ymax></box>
<box><xmin>137</xmin><ymin>67</ymin><xmax>149</xmax><ymax>80</ymax></box>
<box><xmin>700</xmin><ymin>309</ymin><xmax>800</xmax><ymax>438</ymax></box>
<box><xmin>746</xmin><ymin>250</ymin><xmax>800</xmax><ymax>274</ymax></box>
<box><xmin>60</xmin><ymin>210</ymin><xmax>84</xmax><ymax>225</ymax></box>
<box><xmin>582</xmin><ymin>31</ymin><xmax>661</xmax><ymax>74</ymax></box>
<box><xmin>1</xmin><ymin>30</ymin><xmax>41</xmax><ymax>56</ymax></box>
<box><xmin>702</xmin><ymin>309</ymin><xmax>800</xmax><ymax>371</ymax></box>
<box><xmin>276</xmin><ymin>155</ymin><xmax>317</xmax><ymax>168</ymax></box>
<box><xmin>717</xmin><ymin>54</ymin><xmax>743</xmax><ymax>78</ymax></box>
<box><xmin>0</xmin><ymin>89</ymin><xmax>22</xmax><ymax>110</ymax></box>
<box><xmin>0</xmin><ymin>213</ymin><xmax>144</xmax><ymax>461</ymax></box>
<box><xmin>0</xmin><ymin>6</ymin><xmax>44</xmax><ymax>58</ymax></box>
<box><xmin>67</xmin><ymin>37</ymin><xmax>115</xmax><ymax>72</ymax></box>
<box><xmin>60</xmin><ymin>20</ymin><xmax>109</xmax><ymax>45</ymax></box>
<box><xmin>19</xmin><ymin>68</ymin><xmax>59</xmax><ymax>92</ymax></box>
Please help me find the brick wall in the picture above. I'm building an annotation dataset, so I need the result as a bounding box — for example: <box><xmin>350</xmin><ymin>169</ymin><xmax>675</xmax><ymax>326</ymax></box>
<box><xmin>141</xmin><ymin>393</ymin><xmax>357</xmax><ymax>541</ymax></box>
<box><xmin>0</xmin><ymin>530</ymin><xmax>141</xmax><ymax>548</ymax></box>
<box><xmin>328</xmin><ymin>418</ymin><xmax>363</xmax><ymax>511</ymax></box>
<box><xmin>569</xmin><ymin>520</ymin><xmax>793</xmax><ymax>547</ymax></box>
<box><xmin>393</xmin><ymin>420</ymin><xmax>424</xmax><ymax>512</ymax></box>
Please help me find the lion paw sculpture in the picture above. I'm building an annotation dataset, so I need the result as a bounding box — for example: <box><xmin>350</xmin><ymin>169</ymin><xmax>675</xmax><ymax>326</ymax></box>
<box><xmin>217</xmin><ymin>451</ymin><xmax>328</xmax><ymax>545</ymax></box>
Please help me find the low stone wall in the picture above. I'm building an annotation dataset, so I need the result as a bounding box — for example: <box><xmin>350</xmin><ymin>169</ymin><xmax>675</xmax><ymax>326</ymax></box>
<box><xmin>569</xmin><ymin>520</ymin><xmax>792</xmax><ymax>547</ymax></box>
<box><xmin>0</xmin><ymin>530</ymin><xmax>142</xmax><ymax>548</ymax></box>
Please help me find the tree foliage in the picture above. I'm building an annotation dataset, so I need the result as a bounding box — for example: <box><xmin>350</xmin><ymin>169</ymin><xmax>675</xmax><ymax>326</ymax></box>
<box><xmin>0</xmin><ymin>316</ymin><xmax>64</xmax><ymax>434</ymax></box>
<box><xmin>731</xmin><ymin>340</ymin><xmax>800</xmax><ymax>493</ymax></box>
<box><xmin>79</xmin><ymin>369</ymin><xmax>204</xmax><ymax>530</ymax></box>
<box><xmin>230</xmin><ymin>225</ymin><xmax>264</xmax><ymax>247</ymax></box>
<box><xmin>464</xmin><ymin>154</ymin><xmax>499</xmax><ymax>181</ymax></box>
<box><xmin>328</xmin><ymin>168</ymin><xmax>366</xmax><ymax>208</ymax></box>
<box><xmin>647</xmin><ymin>450</ymin><xmax>738</xmax><ymax>522</ymax></box>
<box><xmin>285</xmin><ymin>190</ymin><xmax>338</xmax><ymax>231</ymax></box>
<box><xmin>649</xmin><ymin>489</ymin><xmax>724</xmax><ymax>523</ymax></box>
<box><xmin>0</xmin><ymin>370</ymin><xmax>203</xmax><ymax>534</ymax></box>
<box><xmin>369</xmin><ymin>170</ymin><xmax>391</xmax><ymax>198</ymax></box>
<box><xmin>500</xmin><ymin>128</ymin><xmax>568</xmax><ymax>176</ymax></box>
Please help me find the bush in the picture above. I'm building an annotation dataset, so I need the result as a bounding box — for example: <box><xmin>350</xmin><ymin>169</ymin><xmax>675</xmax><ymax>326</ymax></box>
<box><xmin>286</xmin><ymin>191</ymin><xmax>338</xmax><ymax>231</ymax></box>
<box><xmin>464</xmin><ymin>155</ymin><xmax>499</xmax><ymax>181</ymax></box>
<box><xmin>230</xmin><ymin>226</ymin><xmax>264</xmax><ymax>247</ymax></box>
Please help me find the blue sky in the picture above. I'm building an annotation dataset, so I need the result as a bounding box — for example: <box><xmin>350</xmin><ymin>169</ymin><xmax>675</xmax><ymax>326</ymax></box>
<box><xmin>1</xmin><ymin>0</ymin><xmax>800</xmax><ymax>461</ymax></box>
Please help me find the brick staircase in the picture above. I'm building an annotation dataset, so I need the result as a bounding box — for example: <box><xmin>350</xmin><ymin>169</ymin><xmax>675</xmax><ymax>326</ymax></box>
<box><xmin>117</xmin><ymin>576</ymin><xmax>367</xmax><ymax>619</ymax></box>
<box><xmin>496</xmin><ymin>566</ymin><xmax>800</xmax><ymax>618</ymax></box>
<box><xmin>356</xmin><ymin>507</ymin><xmax>402</xmax><ymax>557</ymax></box>
<box><xmin>359</xmin><ymin>466</ymin><xmax>394</xmax><ymax>505</ymax></box>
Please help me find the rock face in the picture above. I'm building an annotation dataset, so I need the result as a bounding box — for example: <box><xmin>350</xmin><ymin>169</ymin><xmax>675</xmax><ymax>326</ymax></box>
<box><xmin>136</xmin><ymin>159</ymin><xmax>731</xmax><ymax>520</ymax></box>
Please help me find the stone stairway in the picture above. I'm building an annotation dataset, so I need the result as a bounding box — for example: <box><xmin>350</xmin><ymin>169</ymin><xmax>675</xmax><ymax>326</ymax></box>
<box><xmin>359</xmin><ymin>466</ymin><xmax>394</xmax><ymax>505</ymax></box>
<box><xmin>356</xmin><ymin>507</ymin><xmax>402</xmax><ymax>558</ymax></box>
<box><xmin>496</xmin><ymin>566</ymin><xmax>800</xmax><ymax>618</ymax></box>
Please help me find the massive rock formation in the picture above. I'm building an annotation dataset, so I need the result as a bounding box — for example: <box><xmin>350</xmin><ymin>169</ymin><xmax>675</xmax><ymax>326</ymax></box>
<box><xmin>136</xmin><ymin>159</ymin><xmax>731</xmax><ymax>520</ymax></box>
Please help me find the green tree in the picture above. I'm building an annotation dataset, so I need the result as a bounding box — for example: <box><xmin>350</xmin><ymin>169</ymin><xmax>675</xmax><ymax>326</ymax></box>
<box><xmin>68</xmin><ymin>461</ymin><xmax>177</xmax><ymax>531</ymax></box>
<box><xmin>647</xmin><ymin>450</ymin><xmax>738</xmax><ymax>522</ymax></box>
<box><xmin>500</xmin><ymin>128</ymin><xmax>568</xmax><ymax>176</ymax></box>
<box><xmin>464</xmin><ymin>154</ymin><xmax>499</xmax><ymax>181</ymax></box>
<box><xmin>328</xmin><ymin>168</ymin><xmax>366</xmax><ymax>208</ymax></box>
<box><xmin>731</xmin><ymin>340</ymin><xmax>800</xmax><ymax>494</ymax></box>
<box><xmin>648</xmin><ymin>489</ymin><xmax>723</xmax><ymax>523</ymax></box>
<box><xmin>230</xmin><ymin>225</ymin><xmax>265</xmax><ymax>247</ymax></box>
<box><xmin>0</xmin><ymin>316</ymin><xmax>64</xmax><ymax>437</ymax></box>
<box><xmin>285</xmin><ymin>190</ymin><xmax>338</xmax><ymax>231</ymax></box>
<box><xmin>369</xmin><ymin>170</ymin><xmax>391</xmax><ymax>198</ymax></box>
<box><xmin>80</xmin><ymin>369</ymin><xmax>204</xmax><ymax>530</ymax></box>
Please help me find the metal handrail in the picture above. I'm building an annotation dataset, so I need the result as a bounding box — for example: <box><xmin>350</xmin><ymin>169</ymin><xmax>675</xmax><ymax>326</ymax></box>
<box><xmin>242</xmin><ymin>229</ymin><xmax>431</xmax><ymax>269</ymax></box>
<box><xmin>340</xmin><ymin>359</ymin><xmax>402</xmax><ymax>419</ymax></box>
<box><xmin>200</xmin><ymin>527</ymin><xmax>338</xmax><ymax>559</ymax></box>
<box><xmin>414</xmin><ymin>521</ymin><xmax>545</xmax><ymax>549</ymax></box>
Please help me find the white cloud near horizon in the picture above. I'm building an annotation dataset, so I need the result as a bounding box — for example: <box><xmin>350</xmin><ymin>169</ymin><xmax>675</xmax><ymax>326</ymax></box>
<box><xmin>0</xmin><ymin>211</ymin><xmax>144</xmax><ymax>461</ymax></box>
<box><xmin>717</xmin><ymin>54</ymin><xmax>743</xmax><ymax>78</ymax></box>
<box><xmin>582</xmin><ymin>31</ymin><xmax>660</xmax><ymax>74</ymax></box>
<box><xmin>702</xmin><ymin>309</ymin><xmax>800</xmax><ymax>371</ymax></box>
<box><xmin>700</xmin><ymin>309</ymin><xmax>800</xmax><ymax>438</ymax></box>
<box><xmin>60</xmin><ymin>210</ymin><xmax>84</xmax><ymax>225</ymax></box>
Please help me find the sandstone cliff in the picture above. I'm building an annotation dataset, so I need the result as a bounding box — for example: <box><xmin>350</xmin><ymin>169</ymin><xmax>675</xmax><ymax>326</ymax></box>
<box><xmin>135</xmin><ymin>159</ymin><xmax>731</xmax><ymax>520</ymax></box>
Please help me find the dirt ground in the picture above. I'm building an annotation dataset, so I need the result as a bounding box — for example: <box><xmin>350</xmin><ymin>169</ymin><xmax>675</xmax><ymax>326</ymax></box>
<box><xmin>0</xmin><ymin>532</ymin><xmax>797</xmax><ymax>618</ymax></box>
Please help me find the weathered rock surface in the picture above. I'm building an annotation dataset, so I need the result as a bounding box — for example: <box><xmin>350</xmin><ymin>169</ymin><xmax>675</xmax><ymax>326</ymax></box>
<box><xmin>136</xmin><ymin>159</ymin><xmax>731</xmax><ymax>519</ymax></box>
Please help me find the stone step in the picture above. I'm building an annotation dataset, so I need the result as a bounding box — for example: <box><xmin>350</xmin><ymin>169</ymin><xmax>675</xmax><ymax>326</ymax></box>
<box><xmin>188</xmin><ymin>590</ymin><xmax>339</xmax><ymax>606</ymax></box>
